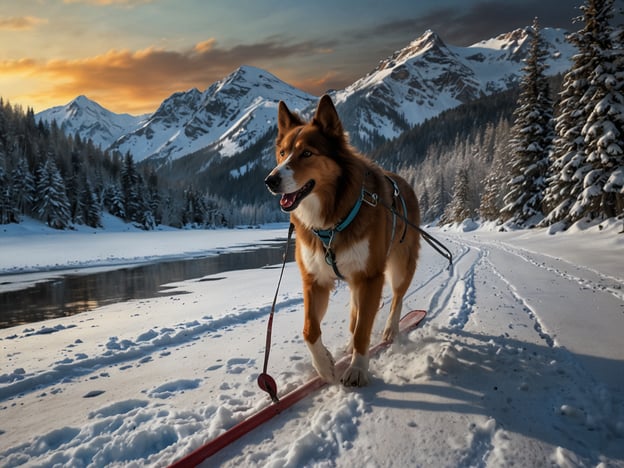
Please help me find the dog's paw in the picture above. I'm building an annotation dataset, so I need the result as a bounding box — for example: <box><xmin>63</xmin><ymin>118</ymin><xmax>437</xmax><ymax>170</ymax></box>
<box><xmin>307</xmin><ymin>339</ymin><xmax>336</xmax><ymax>383</ymax></box>
<box><xmin>382</xmin><ymin>324</ymin><xmax>399</xmax><ymax>343</ymax></box>
<box><xmin>340</xmin><ymin>365</ymin><xmax>369</xmax><ymax>387</ymax></box>
<box><xmin>340</xmin><ymin>353</ymin><xmax>370</xmax><ymax>387</ymax></box>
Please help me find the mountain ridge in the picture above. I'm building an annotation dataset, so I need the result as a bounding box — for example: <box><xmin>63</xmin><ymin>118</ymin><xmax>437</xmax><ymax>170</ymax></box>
<box><xmin>35</xmin><ymin>26</ymin><xmax>575</xmax><ymax>164</ymax></box>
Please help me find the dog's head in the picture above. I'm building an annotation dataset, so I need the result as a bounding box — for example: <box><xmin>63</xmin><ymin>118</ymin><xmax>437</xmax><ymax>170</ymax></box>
<box><xmin>265</xmin><ymin>95</ymin><xmax>347</xmax><ymax>220</ymax></box>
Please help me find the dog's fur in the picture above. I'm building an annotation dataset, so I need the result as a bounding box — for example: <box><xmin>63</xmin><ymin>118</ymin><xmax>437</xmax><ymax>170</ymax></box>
<box><xmin>265</xmin><ymin>95</ymin><xmax>420</xmax><ymax>386</ymax></box>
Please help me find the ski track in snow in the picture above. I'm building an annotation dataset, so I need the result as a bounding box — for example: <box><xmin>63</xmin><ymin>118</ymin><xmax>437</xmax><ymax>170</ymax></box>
<box><xmin>1</xmin><ymin>226</ymin><xmax>623</xmax><ymax>467</ymax></box>
<box><xmin>489</xmin><ymin>239</ymin><xmax>624</xmax><ymax>303</ymax></box>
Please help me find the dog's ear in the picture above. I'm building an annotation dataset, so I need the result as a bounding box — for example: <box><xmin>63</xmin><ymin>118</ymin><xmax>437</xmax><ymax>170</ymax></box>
<box><xmin>277</xmin><ymin>101</ymin><xmax>303</xmax><ymax>138</ymax></box>
<box><xmin>313</xmin><ymin>95</ymin><xmax>343</xmax><ymax>140</ymax></box>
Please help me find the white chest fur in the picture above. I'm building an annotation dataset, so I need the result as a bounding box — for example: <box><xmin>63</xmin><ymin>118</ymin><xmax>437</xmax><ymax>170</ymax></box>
<box><xmin>300</xmin><ymin>237</ymin><xmax>370</xmax><ymax>285</ymax></box>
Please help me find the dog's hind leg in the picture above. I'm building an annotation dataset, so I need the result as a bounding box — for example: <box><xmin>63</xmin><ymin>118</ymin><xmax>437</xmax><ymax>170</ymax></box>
<box><xmin>341</xmin><ymin>273</ymin><xmax>385</xmax><ymax>387</ymax></box>
<box><xmin>382</xmin><ymin>249</ymin><xmax>417</xmax><ymax>342</ymax></box>
<box><xmin>303</xmin><ymin>281</ymin><xmax>336</xmax><ymax>383</ymax></box>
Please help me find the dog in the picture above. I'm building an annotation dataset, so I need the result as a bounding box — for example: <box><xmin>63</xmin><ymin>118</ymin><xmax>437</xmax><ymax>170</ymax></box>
<box><xmin>265</xmin><ymin>95</ymin><xmax>420</xmax><ymax>387</ymax></box>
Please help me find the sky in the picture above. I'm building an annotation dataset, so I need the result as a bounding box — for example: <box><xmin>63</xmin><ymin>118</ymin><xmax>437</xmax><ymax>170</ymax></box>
<box><xmin>0</xmin><ymin>0</ymin><xmax>585</xmax><ymax>115</ymax></box>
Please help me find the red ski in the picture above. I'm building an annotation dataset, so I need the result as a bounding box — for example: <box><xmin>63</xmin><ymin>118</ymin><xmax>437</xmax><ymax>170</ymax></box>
<box><xmin>168</xmin><ymin>310</ymin><xmax>426</xmax><ymax>468</ymax></box>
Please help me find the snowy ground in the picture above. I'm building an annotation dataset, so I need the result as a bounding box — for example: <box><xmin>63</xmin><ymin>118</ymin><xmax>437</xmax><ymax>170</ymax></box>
<box><xmin>0</xmin><ymin>218</ymin><xmax>623</xmax><ymax>467</ymax></box>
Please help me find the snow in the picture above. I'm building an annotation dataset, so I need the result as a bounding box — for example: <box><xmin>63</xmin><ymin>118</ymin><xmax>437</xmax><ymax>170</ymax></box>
<box><xmin>1</xmin><ymin>218</ymin><xmax>623</xmax><ymax>467</ymax></box>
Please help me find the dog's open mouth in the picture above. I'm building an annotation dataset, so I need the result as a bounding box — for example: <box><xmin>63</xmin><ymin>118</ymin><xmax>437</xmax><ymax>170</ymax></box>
<box><xmin>280</xmin><ymin>180</ymin><xmax>315</xmax><ymax>212</ymax></box>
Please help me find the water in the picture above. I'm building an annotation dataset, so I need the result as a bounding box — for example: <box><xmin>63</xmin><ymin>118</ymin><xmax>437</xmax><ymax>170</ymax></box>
<box><xmin>0</xmin><ymin>242</ymin><xmax>294</xmax><ymax>329</ymax></box>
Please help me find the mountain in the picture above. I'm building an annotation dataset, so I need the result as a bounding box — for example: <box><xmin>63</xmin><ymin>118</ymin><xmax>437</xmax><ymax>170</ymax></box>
<box><xmin>36</xmin><ymin>95</ymin><xmax>147</xmax><ymax>150</ymax></box>
<box><xmin>332</xmin><ymin>27</ymin><xmax>575</xmax><ymax>150</ymax></box>
<box><xmin>35</xmin><ymin>26</ymin><xmax>575</xmax><ymax>169</ymax></box>
<box><xmin>108</xmin><ymin>66</ymin><xmax>316</xmax><ymax>163</ymax></box>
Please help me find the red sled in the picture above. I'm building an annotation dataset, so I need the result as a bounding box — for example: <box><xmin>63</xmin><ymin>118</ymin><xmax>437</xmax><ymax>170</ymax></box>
<box><xmin>169</xmin><ymin>310</ymin><xmax>426</xmax><ymax>468</ymax></box>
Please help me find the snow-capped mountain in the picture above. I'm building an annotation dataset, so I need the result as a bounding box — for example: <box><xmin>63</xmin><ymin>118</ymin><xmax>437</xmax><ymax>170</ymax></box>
<box><xmin>109</xmin><ymin>66</ymin><xmax>316</xmax><ymax>163</ymax></box>
<box><xmin>36</xmin><ymin>95</ymin><xmax>147</xmax><ymax>150</ymax></box>
<box><xmin>36</xmin><ymin>27</ymin><xmax>575</xmax><ymax>166</ymax></box>
<box><xmin>333</xmin><ymin>27</ymin><xmax>575</xmax><ymax>147</ymax></box>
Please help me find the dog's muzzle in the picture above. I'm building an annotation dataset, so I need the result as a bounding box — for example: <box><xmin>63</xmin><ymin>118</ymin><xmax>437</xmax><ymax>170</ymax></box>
<box><xmin>265</xmin><ymin>172</ymin><xmax>281</xmax><ymax>194</ymax></box>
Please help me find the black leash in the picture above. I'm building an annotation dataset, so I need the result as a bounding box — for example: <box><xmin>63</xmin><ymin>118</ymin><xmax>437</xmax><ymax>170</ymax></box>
<box><xmin>257</xmin><ymin>222</ymin><xmax>295</xmax><ymax>403</ymax></box>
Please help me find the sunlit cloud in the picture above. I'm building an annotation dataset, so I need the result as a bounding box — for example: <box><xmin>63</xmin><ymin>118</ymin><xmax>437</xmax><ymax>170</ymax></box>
<box><xmin>63</xmin><ymin>0</ymin><xmax>154</xmax><ymax>6</ymax></box>
<box><xmin>0</xmin><ymin>16</ymin><xmax>47</xmax><ymax>31</ymax></box>
<box><xmin>194</xmin><ymin>39</ymin><xmax>217</xmax><ymax>54</ymax></box>
<box><xmin>290</xmin><ymin>71</ymin><xmax>350</xmax><ymax>96</ymax></box>
<box><xmin>2</xmin><ymin>38</ymin><xmax>335</xmax><ymax>114</ymax></box>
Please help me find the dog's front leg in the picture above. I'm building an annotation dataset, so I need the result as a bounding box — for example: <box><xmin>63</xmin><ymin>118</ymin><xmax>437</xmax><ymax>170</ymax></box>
<box><xmin>341</xmin><ymin>273</ymin><xmax>384</xmax><ymax>387</ymax></box>
<box><xmin>303</xmin><ymin>281</ymin><xmax>336</xmax><ymax>383</ymax></box>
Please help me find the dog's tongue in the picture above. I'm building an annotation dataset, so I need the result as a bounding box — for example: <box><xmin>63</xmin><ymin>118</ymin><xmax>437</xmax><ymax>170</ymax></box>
<box><xmin>280</xmin><ymin>193</ymin><xmax>296</xmax><ymax>209</ymax></box>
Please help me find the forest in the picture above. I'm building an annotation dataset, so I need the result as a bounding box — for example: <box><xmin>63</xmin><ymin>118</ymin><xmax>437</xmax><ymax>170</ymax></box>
<box><xmin>0</xmin><ymin>102</ymin><xmax>231</xmax><ymax>230</ymax></box>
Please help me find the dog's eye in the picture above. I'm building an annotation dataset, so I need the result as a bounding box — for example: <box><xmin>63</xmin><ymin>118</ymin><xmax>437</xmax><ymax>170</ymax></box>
<box><xmin>302</xmin><ymin>150</ymin><xmax>312</xmax><ymax>158</ymax></box>
<box><xmin>279</xmin><ymin>150</ymin><xmax>285</xmax><ymax>157</ymax></box>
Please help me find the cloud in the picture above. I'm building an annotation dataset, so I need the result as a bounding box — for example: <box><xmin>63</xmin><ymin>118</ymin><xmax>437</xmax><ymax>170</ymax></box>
<box><xmin>63</xmin><ymin>0</ymin><xmax>154</xmax><ymax>5</ymax></box>
<box><xmin>0</xmin><ymin>16</ymin><xmax>47</xmax><ymax>31</ymax></box>
<box><xmin>354</xmin><ymin>0</ymin><xmax>578</xmax><ymax>46</ymax></box>
<box><xmin>289</xmin><ymin>71</ymin><xmax>351</xmax><ymax>96</ymax></box>
<box><xmin>2</xmin><ymin>38</ymin><xmax>334</xmax><ymax>113</ymax></box>
<box><xmin>194</xmin><ymin>39</ymin><xmax>217</xmax><ymax>54</ymax></box>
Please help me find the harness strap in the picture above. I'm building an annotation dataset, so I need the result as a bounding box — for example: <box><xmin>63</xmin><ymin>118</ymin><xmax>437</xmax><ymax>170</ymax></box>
<box><xmin>312</xmin><ymin>176</ymin><xmax>453</xmax><ymax>278</ymax></box>
<box><xmin>313</xmin><ymin>187</ymin><xmax>369</xmax><ymax>280</ymax></box>
<box><xmin>313</xmin><ymin>187</ymin><xmax>365</xmax><ymax>242</ymax></box>
<box><xmin>384</xmin><ymin>175</ymin><xmax>408</xmax><ymax>243</ymax></box>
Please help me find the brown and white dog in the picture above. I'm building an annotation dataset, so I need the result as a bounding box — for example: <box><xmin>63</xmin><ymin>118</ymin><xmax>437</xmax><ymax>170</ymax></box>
<box><xmin>265</xmin><ymin>95</ymin><xmax>420</xmax><ymax>387</ymax></box>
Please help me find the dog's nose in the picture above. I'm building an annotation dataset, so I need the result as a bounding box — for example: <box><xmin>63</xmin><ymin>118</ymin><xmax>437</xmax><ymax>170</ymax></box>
<box><xmin>265</xmin><ymin>173</ymin><xmax>281</xmax><ymax>193</ymax></box>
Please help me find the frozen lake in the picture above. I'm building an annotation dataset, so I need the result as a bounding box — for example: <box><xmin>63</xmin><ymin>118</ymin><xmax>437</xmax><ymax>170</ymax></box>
<box><xmin>0</xmin><ymin>242</ymin><xmax>293</xmax><ymax>329</ymax></box>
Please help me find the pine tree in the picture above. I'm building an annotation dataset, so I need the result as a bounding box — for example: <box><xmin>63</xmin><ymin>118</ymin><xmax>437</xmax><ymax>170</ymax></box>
<box><xmin>443</xmin><ymin>167</ymin><xmax>473</xmax><ymax>224</ymax></box>
<box><xmin>479</xmin><ymin>162</ymin><xmax>504</xmax><ymax>221</ymax></box>
<box><xmin>80</xmin><ymin>178</ymin><xmax>101</xmax><ymax>228</ymax></box>
<box><xmin>544</xmin><ymin>0</ymin><xmax>623</xmax><ymax>225</ymax></box>
<box><xmin>479</xmin><ymin>119</ymin><xmax>510</xmax><ymax>222</ymax></box>
<box><xmin>35</xmin><ymin>158</ymin><xmax>71</xmax><ymax>229</ymax></box>
<box><xmin>569</xmin><ymin>0</ymin><xmax>624</xmax><ymax>221</ymax></box>
<box><xmin>120</xmin><ymin>152</ymin><xmax>140</xmax><ymax>223</ymax></box>
<box><xmin>502</xmin><ymin>18</ymin><xmax>555</xmax><ymax>227</ymax></box>
<box><xmin>10</xmin><ymin>158</ymin><xmax>35</xmax><ymax>219</ymax></box>
<box><xmin>0</xmin><ymin>164</ymin><xmax>14</xmax><ymax>224</ymax></box>
<box><xmin>425</xmin><ymin>176</ymin><xmax>446</xmax><ymax>223</ymax></box>
<box><xmin>105</xmin><ymin>183</ymin><xmax>125</xmax><ymax>219</ymax></box>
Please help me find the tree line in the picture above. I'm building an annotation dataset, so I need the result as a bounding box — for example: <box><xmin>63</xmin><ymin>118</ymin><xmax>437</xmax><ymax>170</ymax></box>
<box><xmin>0</xmin><ymin>101</ymin><xmax>229</xmax><ymax>230</ymax></box>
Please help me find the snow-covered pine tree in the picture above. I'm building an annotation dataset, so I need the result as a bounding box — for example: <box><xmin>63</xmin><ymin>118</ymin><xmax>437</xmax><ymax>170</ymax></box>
<box><xmin>544</xmin><ymin>0</ymin><xmax>623</xmax><ymax>226</ymax></box>
<box><xmin>480</xmin><ymin>117</ymin><xmax>512</xmax><ymax>222</ymax></box>
<box><xmin>568</xmin><ymin>0</ymin><xmax>624</xmax><ymax>221</ymax></box>
<box><xmin>104</xmin><ymin>183</ymin><xmax>125</xmax><ymax>219</ymax></box>
<box><xmin>0</xmin><ymin>164</ymin><xmax>13</xmax><ymax>224</ymax></box>
<box><xmin>418</xmin><ymin>185</ymin><xmax>431</xmax><ymax>223</ymax></box>
<box><xmin>425</xmin><ymin>175</ymin><xmax>446</xmax><ymax>223</ymax></box>
<box><xmin>479</xmin><ymin>156</ymin><xmax>504</xmax><ymax>221</ymax></box>
<box><xmin>501</xmin><ymin>18</ymin><xmax>555</xmax><ymax>227</ymax></box>
<box><xmin>120</xmin><ymin>152</ymin><xmax>141</xmax><ymax>223</ymax></box>
<box><xmin>80</xmin><ymin>178</ymin><xmax>101</xmax><ymax>228</ymax></box>
<box><xmin>10</xmin><ymin>158</ymin><xmax>35</xmax><ymax>219</ymax></box>
<box><xmin>442</xmin><ymin>166</ymin><xmax>472</xmax><ymax>224</ymax></box>
<box><xmin>35</xmin><ymin>158</ymin><xmax>71</xmax><ymax>229</ymax></box>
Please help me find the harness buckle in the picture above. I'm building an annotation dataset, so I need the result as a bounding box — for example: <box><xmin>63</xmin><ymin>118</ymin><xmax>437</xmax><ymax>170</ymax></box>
<box><xmin>362</xmin><ymin>190</ymin><xmax>378</xmax><ymax>207</ymax></box>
